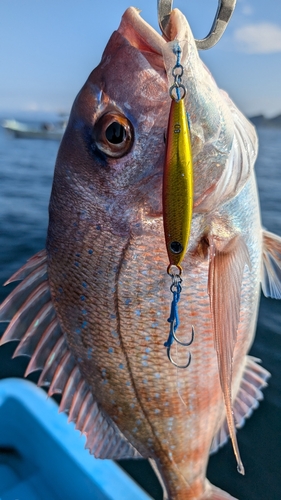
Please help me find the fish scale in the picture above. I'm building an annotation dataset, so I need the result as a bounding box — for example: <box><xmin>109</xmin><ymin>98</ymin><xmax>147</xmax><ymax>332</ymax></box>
<box><xmin>85</xmin><ymin>225</ymin><xmax>222</xmax><ymax>485</ymax></box>
<box><xmin>49</xmin><ymin>161</ymin><xmax>263</xmax><ymax>498</ymax></box>
<box><xmin>51</xmin><ymin>203</ymin><xmax>224</xmax><ymax>478</ymax></box>
<box><xmin>48</xmin><ymin>232</ymin><xmax>149</xmax><ymax>413</ymax></box>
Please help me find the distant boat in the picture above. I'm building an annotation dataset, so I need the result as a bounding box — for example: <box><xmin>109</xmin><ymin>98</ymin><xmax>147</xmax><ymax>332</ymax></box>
<box><xmin>2</xmin><ymin>118</ymin><xmax>67</xmax><ymax>140</ymax></box>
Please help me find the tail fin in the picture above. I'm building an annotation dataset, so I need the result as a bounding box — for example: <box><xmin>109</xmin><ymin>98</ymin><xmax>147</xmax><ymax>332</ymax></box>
<box><xmin>204</xmin><ymin>482</ymin><xmax>238</xmax><ymax>500</ymax></box>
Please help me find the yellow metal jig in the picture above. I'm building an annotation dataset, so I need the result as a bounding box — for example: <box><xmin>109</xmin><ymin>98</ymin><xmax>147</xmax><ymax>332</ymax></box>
<box><xmin>162</xmin><ymin>43</ymin><xmax>194</xmax><ymax>368</ymax></box>
<box><xmin>163</xmin><ymin>96</ymin><xmax>193</xmax><ymax>272</ymax></box>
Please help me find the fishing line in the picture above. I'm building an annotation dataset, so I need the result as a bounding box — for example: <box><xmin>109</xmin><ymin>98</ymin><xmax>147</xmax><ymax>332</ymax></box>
<box><xmin>176</xmin><ymin>341</ymin><xmax>189</xmax><ymax>408</ymax></box>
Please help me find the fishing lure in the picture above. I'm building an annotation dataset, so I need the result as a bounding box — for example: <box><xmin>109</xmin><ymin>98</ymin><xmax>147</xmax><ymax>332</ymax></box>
<box><xmin>163</xmin><ymin>43</ymin><xmax>194</xmax><ymax>368</ymax></box>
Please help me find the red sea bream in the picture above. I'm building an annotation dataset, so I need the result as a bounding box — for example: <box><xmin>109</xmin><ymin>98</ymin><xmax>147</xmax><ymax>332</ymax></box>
<box><xmin>1</xmin><ymin>7</ymin><xmax>281</xmax><ymax>500</ymax></box>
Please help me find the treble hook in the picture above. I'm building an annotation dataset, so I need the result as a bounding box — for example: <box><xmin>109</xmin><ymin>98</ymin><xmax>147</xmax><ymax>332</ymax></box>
<box><xmin>157</xmin><ymin>0</ymin><xmax>237</xmax><ymax>49</ymax></box>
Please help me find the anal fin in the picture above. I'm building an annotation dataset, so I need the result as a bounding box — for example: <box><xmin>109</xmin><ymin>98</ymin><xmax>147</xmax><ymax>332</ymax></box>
<box><xmin>203</xmin><ymin>481</ymin><xmax>238</xmax><ymax>500</ymax></box>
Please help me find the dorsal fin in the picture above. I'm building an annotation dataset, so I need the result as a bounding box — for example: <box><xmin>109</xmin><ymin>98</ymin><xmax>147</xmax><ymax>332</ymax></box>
<box><xmin>59</xmin><ymin>366</ymin><xmax>82</xmax><ymax>413</ymax></box>
<box><xmin>24</xmin><ymin>318</ymin><xmax>62</xmax><ymax>376</ymax></box>
<box><xmin>0</xmin><ymin>251</ymin><xmax>140</xmax><ymax>460</ymax></box>
<box><xmin>208</xmin><ymin>235</ymin><xmax>250</xmax><ymax>474</ymax></box>
<box><xmin>210</xmin><ymin>356</ymin><xmax>270</xmax><ymax>454</ymax></box>
<box><xmin>262</xmin><ymin>230</ymin><xmax>281</xmax><ymax>299</ymax></box>
<box><xmin>4</xmin><ymin>250</ymin><xmax>47</xmax><ymax>285</ymax></box>
<box><xmin>0</xmin><ymin>263</ymin><xmax>47</xmax><ymax>323</ymax></box>
<box><xmin>13</xmin><ymin>302</ymin><xmax>56</xmax><ymax>359</ymax></box>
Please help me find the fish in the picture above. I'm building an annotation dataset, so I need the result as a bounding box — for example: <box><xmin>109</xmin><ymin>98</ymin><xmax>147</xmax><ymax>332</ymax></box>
<box><xmin>1</xmin><ymin>6</ymin><xmax>281</xmax><ymax>500</ymax></box>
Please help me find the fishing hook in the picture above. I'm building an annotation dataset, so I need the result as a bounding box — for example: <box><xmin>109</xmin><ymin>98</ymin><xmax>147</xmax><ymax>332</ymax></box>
<box><xmin>173</xmin><ymin>324</ymin><xmax>194</xmax><ymax>347</ymax></box>
<box><xmin>167</xmin><ymin>343</ymin><xmax>192</xmax><ymax>369</ymax></box>
<box><xmin>157</xmin><ymin>0</ymin><xmax>237</xmax><ymax>49</ymax></box>
<box><xmin>164</xmin><ymin>277</ymin><xmax>194</xmax><ymax>368</ymax></box>
<box><xmin>165</xmin><ymin>321</ymin><xmax>194</xmax><ymax>368</ymax></box>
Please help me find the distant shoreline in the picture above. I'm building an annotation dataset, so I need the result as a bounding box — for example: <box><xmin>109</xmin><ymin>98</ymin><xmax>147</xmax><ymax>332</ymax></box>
<box><xmin>1</xmin><ymin>111</ymin><xmax>281</xmax><ymax>129</ymax></box>
<box><xmin>249</xmin><ymin>114</ymin><xmax>281</xmax><ymax>128</ymax></box>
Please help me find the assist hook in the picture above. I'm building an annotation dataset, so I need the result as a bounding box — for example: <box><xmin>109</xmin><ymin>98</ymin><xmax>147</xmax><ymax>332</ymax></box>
<box><xmin>164</xmin><ymin>272</ymin><xmax>194</xmax><ymax>369</ymax></box>
<box><xmin>157</xmin><ymin>0</ymin><xmax>237</xmax><ymax>49</ymax></box>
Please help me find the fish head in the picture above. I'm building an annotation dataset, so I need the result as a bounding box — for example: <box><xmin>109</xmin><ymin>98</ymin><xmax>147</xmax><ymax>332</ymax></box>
<box><xmin>49</xmin><ymin>7</ymin><xmax>256</xmax><ymax>246</ymax></box>
<box><xmin>49</xmin><ymin>9</ymin><xmax>171</xmax><ymax>241</ymax></box>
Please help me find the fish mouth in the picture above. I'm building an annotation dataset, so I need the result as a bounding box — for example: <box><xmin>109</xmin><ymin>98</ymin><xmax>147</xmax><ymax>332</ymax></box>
<box><xmin>118</xmin><ymin>7</ymin><xmax>165</xmax><ymax>56</ymax></box>
<box><xmin>117</xmin><ymin>7</ymin><xmax>195</xmax><ymax>69</ymax></box>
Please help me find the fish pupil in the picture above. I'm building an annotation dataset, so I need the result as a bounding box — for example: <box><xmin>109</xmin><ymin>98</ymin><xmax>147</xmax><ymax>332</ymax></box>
<box><xmin>170</xmin><ymin>241</ymin><xmax>183</xmax><ymax>254</ymax></box>
<box><xmin>106</xmin><ymin>122</ymin><xmax>126</xmax><ymax>144</ymax></box>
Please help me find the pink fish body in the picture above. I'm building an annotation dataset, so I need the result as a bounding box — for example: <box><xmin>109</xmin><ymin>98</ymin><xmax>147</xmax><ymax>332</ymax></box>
<box><xmin>1</xmin><ymin>7</ymin><xmax>281</xmax><ymax>500</ymax></box>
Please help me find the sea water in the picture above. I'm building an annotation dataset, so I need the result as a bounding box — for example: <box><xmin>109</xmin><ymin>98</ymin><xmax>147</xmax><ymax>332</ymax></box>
<box><xmin>0</xmin><ymin>123</ymin><xmax>280</xmax><ymax>500</ymax></box>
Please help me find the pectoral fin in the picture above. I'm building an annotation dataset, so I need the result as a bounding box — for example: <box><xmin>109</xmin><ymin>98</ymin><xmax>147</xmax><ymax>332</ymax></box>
<box><xmin>208</xmin><ymin>234</ymin><xmax>250</xmax><ymax>474</ymax></box>
<box><xmin>210</xmin><ymin>355</ymin><xmax>270</xmax><ymax>454</ymax></box>
<box><xmin>262</xmin><ymin>230</ymin><xmax>281</xmax><ymax>299</ymax></box>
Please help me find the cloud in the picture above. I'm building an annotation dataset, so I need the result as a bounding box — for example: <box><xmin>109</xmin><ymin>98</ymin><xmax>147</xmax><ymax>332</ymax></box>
<box><xmin>241</xmin><ymin>5</ymin><xmax>253</xmax><ymax>16</ymax></box>
<box><xmin>237</xmin><ymin>0</ymin><xmax>254</xmax><ymax>16</ymax></box>
<box><xmin>234</xmin><ymin>22</ymin><xmax>281</xmax><ymax>53</ymax></box>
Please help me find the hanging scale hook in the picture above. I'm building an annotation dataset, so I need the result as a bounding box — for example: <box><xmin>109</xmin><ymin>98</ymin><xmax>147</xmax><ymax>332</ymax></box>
<box><xmin>157</xmin><ymin>0</ymin><xmax>237</xmax><ymax>49</ymax></box>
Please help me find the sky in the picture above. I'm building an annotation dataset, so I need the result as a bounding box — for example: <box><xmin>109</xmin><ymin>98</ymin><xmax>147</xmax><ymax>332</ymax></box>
<box><xmin>0</xmin><ymin>0</ymin><xmax>281</xmax><ymax>118</ymax></box>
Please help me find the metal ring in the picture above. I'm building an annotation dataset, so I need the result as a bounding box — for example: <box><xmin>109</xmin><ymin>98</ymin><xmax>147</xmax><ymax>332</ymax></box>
<box><xmin>167</xmin><ymin>264</ymin><xmax>182</xmax><ymax>276</ymax></box>
<box><xmin>157</xmin><ymin>0</ymin><xmax>237</xmax><ymax>50</ymax></box>
<box><xmin>170</xmin><ymin>284</ymin><xmax>182</xmax><ymax>295</ymax></box>
<box><xmin>169</xmin><ymin>83</ymin><xmax>186</xmax><ymax>101</ymax></box>
<box><xmin>172</xmin><ymin>64</ymin><xmax>184</xmax><ymax>78</ymax></box>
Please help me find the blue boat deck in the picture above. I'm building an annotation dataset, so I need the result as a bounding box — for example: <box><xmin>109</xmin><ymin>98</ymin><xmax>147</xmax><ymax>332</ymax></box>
<box><xmin>0</xmin><ymin>379</ymin><xmax>152</xmax><ymax>500</ymax></box>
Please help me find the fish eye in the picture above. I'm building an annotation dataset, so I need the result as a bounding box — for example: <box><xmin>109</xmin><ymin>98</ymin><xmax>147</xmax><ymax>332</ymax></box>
<box><xmin>92</xmin><ymin>112</ymin><xmax>134</xmax><ymax>158</ymax></box>
<box><xmin>106</xmin><ymin>122</ymin><xmax>125</xmax><ymax>144</ymax></box>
